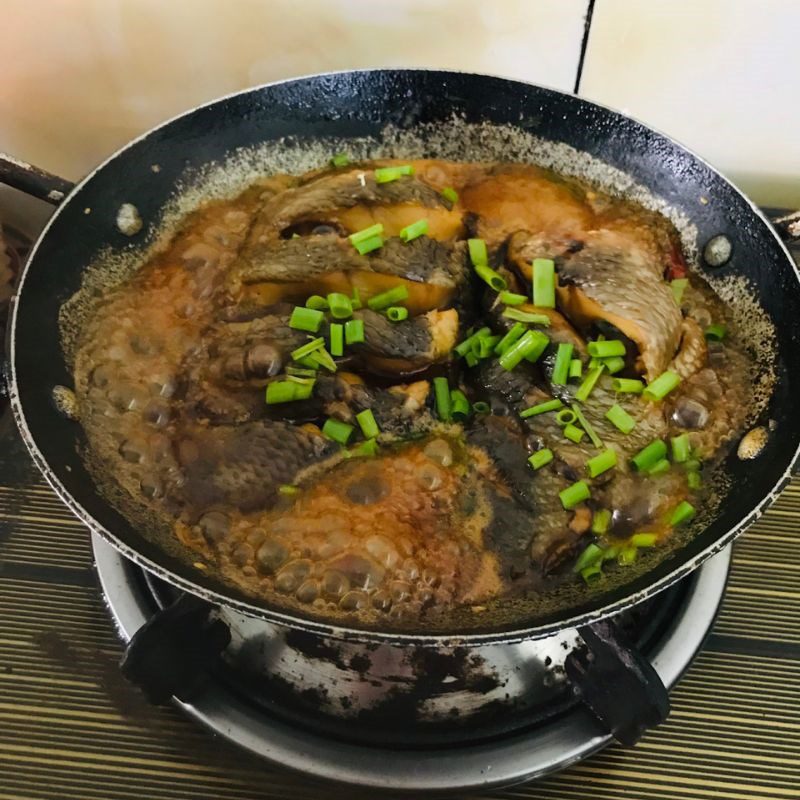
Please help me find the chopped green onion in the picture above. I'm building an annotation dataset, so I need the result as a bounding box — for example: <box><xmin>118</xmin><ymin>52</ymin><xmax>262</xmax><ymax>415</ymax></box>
<box><xmin>705</xmin><ymin>323</ymin><xmax>727</xmax><ymax>341</ymax></box>
<box><xmin>523</xmin><ymin>331</ymin><xmax>550</xmax><ymax>363</ymax></box>
<box><xmin>287</xmin><ymin>374</ymin><xmax>315</xmax><ymax>385</ymax></box>
<box><xmin>605</xmin><ymin>403</ymin><xmax>636</xmax><ymax>434</ymax></box>
<box><xmin>684</xmin><ymin>458</ymin><xmax>702</xmax><ymax>472</ymax></box>
<box><xmin>326</xmin><ymin>292</ymin><xmax>352</xmax><ymax>320</ymax></box>
<box><xmin>671</xmin><ymin>433</ymin><xmax>691</xmax><ymax>463</ymax></box>
<box><xmin>278</xmin><ymin>484</ymin><xmax>300</xmax><ymax>496</ymax></box>
<box><xmin>305</xmin><ymin>295</ymin><xmax>329</xmax><ymax>310</ymax></box>
<box><xmin>603</xmin><ymin>356</ymin><xmax>626</xmax><ymax>375</ymax></box>
<box><xmin>433</xmin><ymin>376</ymin><xmax>451</xmax><ymax>422</ymax></box>
<box><xmin>286</xmin><ymin>366</ymin><xmax>317</xmax><ymax>378</ymax></box>
<box><xmin>631</xmin><ymin>439</ymin><xmax>667</xmax><ymax>472</ymax></box>
<box><xmin>569</xmin><ymin>359</ymin><xmax>583</xmax><ymax>380</ymax></box>
<box><xmin>468</xmin><ymin>238</ymin><xmax>488</xmax><ymax>266</ymax></box>
<box><xmin>643</xmin><ymin>370</ymin><xmax>681</xmax><ymax>402</ymax></box>
<box><xmin>386</xmin><ymin>306</ymin><xmax>409</xmax><ymax>322</ymax></box>
<box><xmin>348</xmin><ymin>438</ymin><xmax>378</xmax><ymax>458</ymax></box>
<box><xmin>349</xmin><ymin>223</ymin><xmax>384</xmax><ymax>245</ymax></box>
<box><xmin>494</xmin><ymin>323</ymin><xmax>526</xmax><ymax>356</ymax></box>
<box><xmin>532</xmin><ymin>258</ymin><xmax>556</xmax><ymax>308</ymax></box>
<box><xmin>631</xmin><ymin>532</ymin><xmax>657</xmax><ymax>548</ymax></box>
<box><xmin>502</xmin><ymin>308</ymin><xmax>550</xmax><ymax>325</ymax></box>
<box><xmin>330</xmin><ymin>153</ymin><xmax>350</xmax><ymax>167</ymax></box>
<box><xmin>520</xmin><ymin>398</ymin><xmax>563</xmax><ymax>418</ymax></box>
<box><xmin>291</xmin><ymin>337</ymin><xmax>325</xmax><ymax>361</ymax></box>
<box><xmin>560</xmin><ymin>480</ymin><xmax>591</xmax><ymax>510</ymax></box>
<box><xmin>574</xmin><ymin>543</ymin><xmax>604</xmax><ymax>572</ymax></box>
<box><xmin>374</xmin><ymin>165</ymin><xmax>414</xmax><ymax>183</ymax></box>
<box><xmin>591</xmin><ymin>509</ymin><xmax>612</xmax><ymax>535</ymax></box>
<box><xmin>587</xmin><ymin>340</ymin><xmax>626</xmax><ymax>358</ymax></box>
<box><xmin>647</xmin><ymin>458</ymin><xmax>671</xmax><ymax>475</ymax></box>
<box><xmin>351</xmin><ymin>287</ymin><xmax>362</xmax><ymax>309</ymax></box>
<box><xmin>575</xmin><ymin>365</ymin><xmax>605</xmax><ymax>402</ymax></box>
<box><xmin>475</xmin><ymin>264</ymin><xmax>508</xmax><ymax>291</ymax></box>
<box><xmin>571</xmin><ymin>403</ymin><xmax>603</xmax><ymax>449</ymax></box>
<box><xmin>498</xmin><ymin>330</ymin><xmax>548</xmax><ymax>370</ymax></box>
<box><xmin>450</xmin><ymin>389</ymin><xmax>471</xmax><ymax>421</ymax></box>
<box><xmin>618</xmin><ymin>546</ymin><xmax>638</xmax><ymax>565</ymax></box>
<box><xmin>456</xmin><ymin>326</ymin><xmax>492</xmax><ymax>357</ymax></box>
<box><xmin>474</xmin><ymin>334</ymin><xmax>501</xmax><ymax>359</ymax></box>
<box><xmin>528</xmin><ymin>448</ymin><xmax>553</xmax><ymax>470</ymax></box>
<box><xmin>400</xmin><ymin>218</ymin><xmax>429</xmax><ymax>243</ymax></box>
<box><xmin>464</xmin><ymin>351</ymin><xmax>479</xmax><ymax>368</ymax></box>
<box><xmin>687</xmin><ymin>471</ymin><xmax>703</xmax><ymax>490</ymax></box>
<box><xmin>266</xmin><ymin>381</ymin><xmax>301</xmax><ymax>404</ymax></box>
<box><xmin>580</xmin><ymin>563</ymin><xmax>604</xmax><ymax>584</ymax></box>
<box><xmin>551</xmin><ymin>343</ymin><xmax>574</xmax><ymax>385</ymax></box>
<box><xmin>473</xmin><ymin>401</ymin><xmax>491</xmax><ymax>415</ymax></box>
<box><xmin>308</xmin><ymin>347</ymin><xmax>337</xmax><ymax>372</ymax></box>
<box><xmin>367</xmin><ymin>285</ymin><xmax>409</xmax><ymax>311</ymax></box>
<box><xmin>441</xmin><ymin>186</ymin><xmax>459</xmax><ymax>204</ymax></box>
<box><xmin>353</xmin><ymin>235</ymin><xmax>383</xmax><ymax>255</ymax></box>
<box><xmin>556</xmin><ymin>408</ymin><xmax>578</xmax><ymax>426</ymax></box>
<box><xmin>499</xmin><ymin>291</ymin><xmax>528</xmax><ymax>306</ymax></box>
<box><xmin>322</xmin><ymin>418</ymin><xmax>354</xmax><ymax>445</ymax></box>
<box><xmin>671</xmin><ymin>278</ymin><xmax>689</xmax><ymax>304</ymax></box>
<box><xmin>612</xmin><ymin>378</ymin><xmax>645</xmax><ymax>394</ymax></box>
<box><xmin>602</xmin><ymin>546</ymin><xmax>619</xmax><ymax>562</ymax></box>
<box><xmin>670</xmin><ymin>501</ymin><xmax>696</xmax><ymax>526</ymax></box>
<box><xmin>345</xmin><ymin>318</ymin><xmax>365</xmax><ymax>345</ymax></box>
<box><xmin>587</xmin><ymin>448</ymin><xmax>617</xmax><ymax>478</ymax></box>
<box><xmin>289</xmin><ymin>306</ymin><xmax>324</xmax><ymax>333</ymax></box>
<box><xmin>294</xmin><ymin>356</ymin><xmax>320</xmax><ymax>370</ymax></box>
<box><xmin>564</xmin><ymin>423</ymin><xmax>585</xmax><ymax>443</ymax></box>
<box><xmin>355</xmin><ymin>409</ymin><xmax>380</xmax><ymax>439</ymax></box>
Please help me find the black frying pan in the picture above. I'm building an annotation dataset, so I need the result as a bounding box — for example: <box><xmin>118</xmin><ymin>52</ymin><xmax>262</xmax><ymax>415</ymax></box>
<box><xmin>3</xmin><ymin>70</ymin><xmax>799</xmax><ymax>647</ymax></box>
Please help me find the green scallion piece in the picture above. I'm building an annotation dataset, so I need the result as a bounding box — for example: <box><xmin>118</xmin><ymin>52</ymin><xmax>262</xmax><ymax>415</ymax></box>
<box><xmin>528</xmin><ymin>448</ymin><xmax>553</xmax><ymax>470</ymax></box>
<box><xmin>591</xmin><ymin>509</ymin><xmax>612</xmax><ymax>535</ymax></box>
<box><xmin>564</xmin><ymin>423</ymin><xmax>585</xmax><ymax>443</ymax></box>
<box><xmin>575</xmin><ymin>365</ymin><xmax>605</xmax><ymax>402</ymax></box>
<box><xmin>671</xmin><ymin>501</ymin><xmax>696</xmax><ymax>526</ymax></box>
<box><xmin>605</xmin><ymin>403</ymin><xmax>636</xmax><ymax>434</ymax></box>
<box><xmin>556</xmin><ymin>408</ymin><xmax>577</xmax><ymax>427</ymax></box>
<box><xmin>523</xmin><ymin>331</ymin><xmax>551</xmax><ymax>363</ymax></box>
<box><xmin>266</xmin><ymin>381</ymin><xmax>300</xmax><ymax>404</ymax></box>
<box><xmin>671</xmin><ymin>433</ymin><xmax>691</xmax><ymax>463</ymax></box>
<box><xmin>289</xmin><ymin>306</ymin><xmax>324</xmax><ymax>333</ymax></box>
<box><xmin>441</xmin><ymin>186</ymin><xmax>459</xmax><ymax>204</ymax></box>
<box><xmin>294</xmin><ymin>356</ymin><xmax>320</xmax><ymax>370</ymax></box>
<box><xmin>647</xmin><ymin>458</ymin><xmax>671</xmax><ymax>475</ymax></box>
<box><xmin>344</xmin><ymin>318</ymin><xmax>365</xmax><ymax>345</ymax></box>
<box><xmin>587</xmin><ymin>340</ymin><xmax>626</xmax><ymax>358</ymax></box>
<box><xmin>349</xmin><ymin>223</ymin><xmax>384</xmax><ymax>246</ymax></box>
<box><xmin>464</xmin><ymin>351</ymin><xmax>479</xmax><ymax>368</ymax></box>
<box><xmin>532</xmin><ymin>258</ymin><xmax>556</xmax><ymax>308</ymax></box>
<box><xmin>291</xmin><ymin>337</ymin><xmax>325</xmax><ymax>361</ymax></box>
<box><xmin>473</xmin><ymin>401</ymin><xmax>491</xmax><ymax>415</ymax></box>
<box><xmin>291</xmin><ymin>233</ymin><xmax>301</xmax><ymax>239</ymax></box>
<box><xmin>433</xmin><ymin>376</ymin><xmax>451</xmax><ymax>422</ymax></box>
<box><xmin>386</xmin><ymin>306</ymin><xmax>409</xmax><ymax>323</ymax></box>
<box><xmin>671</xmin><ymin>278</ymin><xmax>689</xmax><ymax>304</ymax></box>
<box><xmin>305</xmin><ymin>295</ymin><xmax>329</xmax><ymax>310</ymax></box>
<box><xmin>367</xmin><ymin>285</ymin><xmax>409</xmax><ymax>311</ymax></box>
<box><xmin>618</xmin><ymin>546</ymin><xmax>638</xmax><ymax>565</ymax></box>
<box><xmin>351</xmin><ymin>287</ymin><xmax>362</xmax><ymax>309</ymax></box>
<box><xmin>348</xmin><ymin>438</ymin><xmax>378</xmax><ymax>458</ymax></box>
<box><xmin>574</xmin><ymin>542</ymin><xmax>604</xmax><ymax>572</ymax></box>
<box><xmin>450</xmin><ymin>389</ymin><xmax>471</xmax><ymax>421</ymax></box>
<box><xmin>475</xmin><ymin>264</ymin><xmax>508</xmax><ymax>291</ymax></box>
<box><xmin>287</xmin><ymin>374</ymin><xmax>315</xmax><ymax>386</ymax></box>
<box><xmin>468</xmin><ymin>238</ymin><xmax>489</xmax><ymax>266</ymax></box>
<box><xmin>687</xmin><ymin>471</ymin><xmax>703</xmax><ymax>490</ymax></box>
<box><xmin>400</xmin><ymin>218</ymin><xmax>429</xmax><ymax>243</ymax></box>
<box><xmin>326</xmin><ymin>292</ymin><xmax>352</xmax><ymax>320</ymax></box>
<box><xmin>374</xmin><ymin>164</ymin><xmax>414</xmax><ymax>183</ymax></box>
<box><xmin>278</xmin><ymin>484</ymin><xmax>300</xmax><ymax>496</ymax></box>
<box><xmin>569</xmin><ymin>359</ymin><xmax>583</xmax><ymax>380</ymax></box>
<box><xmin>705</xmin><ymin>323</ymin><xmax>727</xmax><ymax>341</ymax></box>
<box><xmin>353</xmin><ymin>234</ymin><xmax>383</xmax><ymax>255</ymax></box>
<box><xmin>612</xmin><ymin>378</ymin><xmax>645</xmax><ymax>394</ymax></box>
<box><xmin>643</xmin><ymin>370</ymin><xmax>681</xmax><ymax>402</ymax></box>
<box><xmin>308</xmin><ymin>347</ymin><xmax>337</xmax><ymax>372</ymax></box>
<box><xmin>502</xmin><ymin>308</ymin><xmax>550</xmax><ymax>325</ymax></box>
<box><xmin>456</xmin><ymin>326</ymin><xmax>492</xmax><ymax>357</ymax></box>
<box><xmin>631</xmin><ymin>439</ymin><xmax>667</xmax><ymax>472</ymax></box>
<box><xmin>322</xmin><ymin>417</ymin><xmax>354</xmax><ymax>445</ymax></box>
<box><xmin>286</xmin><ymin>366</ymin><xmax>317</xmax><ymax>378</ymax></box>
<box><xmin>587</xmin><ymin>448</ymin><xmax>617</xmax><ymax>478</ymax></box>
<box><xmin>560</xmin><ymin>480</ymin><xmax>591</xmax><ymax>510</ymax></box>
<box><xmin>631</xmin><ymin>532</ymin><xmax>657</xmax><ymax>548</ymax></box>
<box><xmin>498</xmin><ymin>330</ymin><xmax>547</xmax><ymax>371</ymax></box>
<box><xmin>684</xmin><ymin>458</ymin><xmax>702</xmax><ymax>473</ymax></box>
<box><xmin>602</xmin><ymin>546</ymin><xmax>619</xmax><ymax>562</ymax></box>
<box><xmin>580</xmin><ymin>563</ymin><xmax>604</xmax><ymax>584</ymax></box>
<box><xmin>355</xmin><ymin>408</ymin><xmax>380</xmax><ymax>439</ymax></box>
<box><xmin>329</xmin><ymin>323</ymin><xmax>344</xmax><ymax>357</ymax></box>
<box><xmin>494</xmin><ymin>323</ymin><xmax>526</xmax><ymax>356</ymax></box>
<box><xmin>551</xmin><ymin>343</ymin><xmax>574</xmax><ymax>385</ymax></box>
<box><xmin>571</xmin><ymin>403</ymin><xmax>603</xmax><ymax>449</ymax></box>
<box><xmin>474</xmin><ymin>334</ymin><xmax>501</xmax><ymax>359</ymax></box>
<box><xmin>603</xmin><ymin>356</ymin><xmax>626</xmax><ymax>375</ymax></box>
<box><xmin>520</xmin><ymin>398</ymin><xmax>563</xmax><ymax>418</ymax></box>
<box><xmin>330</xmin><ymin>153</ymin><xmax>350</xmax><ymax>167</ymax></box>
<box><xmin>499</xmin><ymin>291</ymin><xmax>528</xmax><ymax>306</ymax></box>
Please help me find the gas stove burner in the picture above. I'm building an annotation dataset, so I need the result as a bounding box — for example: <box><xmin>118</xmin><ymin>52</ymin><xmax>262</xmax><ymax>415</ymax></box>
<box><xmin>94</xmin><ymin>534</ymin><xmax>731</xmax><ymax>792</ymax></box>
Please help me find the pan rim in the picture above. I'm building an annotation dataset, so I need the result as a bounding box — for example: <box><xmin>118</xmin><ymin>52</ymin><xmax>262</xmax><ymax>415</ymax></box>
<box><xmin>8</xmin><ymin>67</ymin><xmax>800</xmax><ymax>646</ymax></box>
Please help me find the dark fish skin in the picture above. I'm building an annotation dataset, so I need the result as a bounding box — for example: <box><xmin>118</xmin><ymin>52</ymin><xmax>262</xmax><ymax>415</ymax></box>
<box><xmin>469</xmin><ymin>358</ymin><xmax>541</xmax><ymax>408</ymax></box>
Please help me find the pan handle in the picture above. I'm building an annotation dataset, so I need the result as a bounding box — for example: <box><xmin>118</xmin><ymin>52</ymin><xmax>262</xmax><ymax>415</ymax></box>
<box><xmin>0</xmin><ymin>153</ymin><xmax>75</xmax><ymax>206</ymax></box>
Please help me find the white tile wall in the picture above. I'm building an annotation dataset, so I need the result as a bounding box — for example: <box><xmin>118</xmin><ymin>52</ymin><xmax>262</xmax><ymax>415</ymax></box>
<box><xmin>580</xmin><ymin>0</ymin><xmax>800</xmax><ymax>208</ymax></box>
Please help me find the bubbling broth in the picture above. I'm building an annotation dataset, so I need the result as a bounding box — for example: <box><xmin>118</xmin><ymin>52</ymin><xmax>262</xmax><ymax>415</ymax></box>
<box><xmin>71</xmin><ymin>159</ymin><xmax>759</xmax><ymax>628</ymax></box>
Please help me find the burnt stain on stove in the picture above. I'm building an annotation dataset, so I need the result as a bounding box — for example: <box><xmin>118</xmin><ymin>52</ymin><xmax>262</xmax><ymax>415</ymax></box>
<box><xmin>284</xmin><ymin>629</ymin><xmax>351</xmax><ymax>671</ymax></box>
